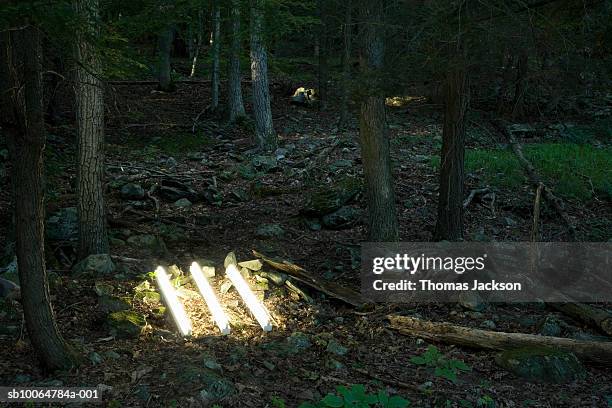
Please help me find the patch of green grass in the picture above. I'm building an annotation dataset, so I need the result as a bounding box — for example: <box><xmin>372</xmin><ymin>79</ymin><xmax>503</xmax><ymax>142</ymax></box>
<box><xmin>431</xmin><ymin>143</ymin><xmax>611</xmax><ymax>201</ymax></box>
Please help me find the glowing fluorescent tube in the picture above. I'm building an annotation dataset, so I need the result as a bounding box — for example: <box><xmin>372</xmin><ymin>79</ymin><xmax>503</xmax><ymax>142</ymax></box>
<box><xmin>155</xmin><ymin>266</ymin><xmax>192</xmax><ymax>336</ymax></box>
<box><xmin>190</xmin><ymin>262</ymin><xmax>230</xmax><ymax>335</ymax></box>
<box><xmin>225</xmin><ymin>264</ymin><xmax>272</xmax><ymax>331</ymax></box>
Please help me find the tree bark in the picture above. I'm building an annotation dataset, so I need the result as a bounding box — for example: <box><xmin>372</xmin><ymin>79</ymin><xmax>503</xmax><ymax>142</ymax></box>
<box><xmin>316</xmin><ymin>0</ymin><xmax>328</xmax><ymax>111</ymax></box>
<box><xmin>358</xmin><ymin>0</ymin><xmax>398</xmax><ymax>242</ymax></box>
<box><xmin>228</xmin><ymin>0</ymin><xmax>246</xmax><ymax>122</ymax></box>
<box><xmin>249</xmin><ymin>0</ymin><xmax>276</xmax><ymax>151</ymax></box>
<box><xmin>338</xmin><ymin>1</ymin><xmax>352</xmax><ymax>128</ymax></box>
<box><xmin>157</xmin><ymin>25</ymin><xmax>174</xmax><ymax>92</ymax></box>
<box><xmin>0</xmin><ymin>25</ymin><xmax>77</xmax><ymax>371</ymax></box>
<box><xmin>189</xmin><ymin>9</ymin><xmax>204</xmax><ymax>77</ymax></box>
<box><xmin>74</xmin><ymin>0</ymin><xmax>109</xmax><ymax>258</ymax></box>
<box><xmin>434</xmin><ymin>69</ymin><xmax>468</xmax><ymax>241</ymax></box>
<box><xmin>210</xmin><ymin>0</ymin><xmax>221</xmax><ymax>110</ymax></box>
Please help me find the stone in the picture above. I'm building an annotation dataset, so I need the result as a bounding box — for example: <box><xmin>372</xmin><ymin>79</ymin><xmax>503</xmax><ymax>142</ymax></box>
<box><xmin>46</xmin><ymin>207</ymin><xmax>78</xmax><ymax>241</ymax></box>
<box><xmin>220</xmin><ymin>280</ymin><xmax>233</xmax><ymax>294</ymax></box>
<box><xmin>127</xmin><ymin>234</ymin><xmax>168</xmax><ymax>255</ymax></box>
<box><xmin>120</xmin><ymin>183</ymin><xmax>145</xmax><ymax>200</ymax></box>
<box><xmin>537</xmin><ymin>315</ymin><xmax>563</xmax><ymax>337</ymax></box>
<box><xmin>251</xmin><ymin>155</ymin><xmax>279</xmax><ymax>173</ymax></box>
<box><xmin>303</xmin><ymin>217</ymin><xmax>322</xmax><ymax>231</ymax></box>
<box><xmin>73</xmin><ymin>254</ymin><xmax>116</xmax><ymax>276</ymax></box>
<box><xmin>98</xmin><ymin>296</ymin><xmax>131</xmax><ymax>313</ymax></box>
<box><xmin>507</xmin><ymin>123</ymin><xmax>536</xmax><ymax>137</ymax></box>
<box><xmin>481</xmin><ymin>320</ymin><xmax>497</xmax><ymax>330</ymax></box>
<box><xmin>287</xmin><ymin>332</ymin><xmax>311</xmax><ymax>353</ymax></box>
<box><xmin>238</xmin><ymin>259</ymin><xmax>263</xmax><ymax>271</ymax></box>
<box><xmin>0</xmin><ymin>277</ymin><xmax>19</xmax><ymax>299</ymax></box>
<box><xmin>259</xmin><ymin>271</ymin><xmax>287</xmax><ymax>286</ymax></box>
<box><xmin>110</xmin><ymin>238</ymin><xmax>125</xmax><ymax>247</ymax></box>
<box><xmin>174</xmin><ymin>198</ymin><xmax>192</xmax><ymax>208</ymax></box>
<box><xmin>321</xmin><ymin>206</ymin><xmax>361</xmax><ymax>230</ymax></box>
<box><xmin>107</xmin><ymin>310</ymin><xmax>146</xmax><ymax>339</ymax></box>
<box><xmin>89</xmin><ymin>352</ymin><xmax>103</xmax><ymax>365</ymax></box>
<box><xmin>329</xmin><ymin>159</ymin><xmax>353</xmax><ymax>172</ymax></box>
<box><xmin>274</xmin><ymin>147</ymin><xmax>289</xmax><ymax>160</ymax></box>
<box><xmin>301</xmin><ymin>177</ymin><xmax>361</xmax><ymax>216</ymax></box>
<box><xmin>495</xmin><ymin>347</ymin><xmax>586</xmax><ymax>383</ymax></box>
<box><xmin>103</xmin><ymin>351</ymin><xmax>121</xmax><ymax>360</ymax></box>
<box><xmin>256</xmin><ymin>223</ymin><xmax>285</xmax><ymax>239</ymax></box>
<box><xmin>326</xmin><ymin>339</ymin><xmax>348</xmax><ymax>356</ymax></box>
<box><xmin>458</xmin><ymin>292</ymin><xmax>486</xmax><ymax>312</ymax></box>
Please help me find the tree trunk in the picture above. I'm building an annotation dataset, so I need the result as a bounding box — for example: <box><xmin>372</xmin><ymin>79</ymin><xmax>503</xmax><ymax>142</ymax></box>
<box><xmin>228</xmin><ymin>0</ymin><xmax>246</xmax><ymax>122</ymax></box>
<box><xmin>338</xmin><ymin>1</ymin><xmax>352</xmax><ymax>128</ymax></box>
<box><xmin>358</xmin><ymin>0</ymin><xmax>398</xmax><ymax>242</ymax></box>
<box><xmin>211</xmin><ymin>0</ymin><xmax>221</xmax><ymax>110</ymax></box>
<box><xmin>74</xmin><ymin>0</ymin><xmax>109</xmax><ymax>258</ymax></box>
<box><xmin>189</xmin><ymin>9</ymin><xmax>204</xmax><ymax>77</ymax></box>
<box><xmin>157</xmin><ymin>25</ymin><xmax>174</xmax><ymax>92</ymax></box>
<box><xmin>0</xmin><ymin>26</ymin><xmax>77</xmax><ymax>371</ymax></box>
<box><xmin>434</xmin><ymin>69</ymin><xmax>468</xmax><ymax>241</ymax></box>
<box><xmin>512</xmin><ymin>49</ymin><xmax>529</xmax><ymax>119</ymax></box>
<box><xmin>249</xmin><ymin>0</ymin><xmax>276</xmax><ymax>151</ymax></box>
<box><xmin>316</xmin><ymin>0</ymin><xmax>328</xmax><ymax>111</ymax></box>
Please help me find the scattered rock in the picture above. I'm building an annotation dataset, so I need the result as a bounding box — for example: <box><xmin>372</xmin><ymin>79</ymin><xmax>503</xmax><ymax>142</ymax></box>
<box><xmin>251</xmin><ymin>155</ymin><xmax>279</xmax><ymax>173</ymax></box>
<box><xmin>46</xmin><ymin>207</ymin><xmax>78</xmax><ymax>241</ymax></box>
<box><xmin>329</xmin><ymin>159</ymin><xmax>352</xmax><ymax>172</ymax></box>
<box><xmin>507</xmin><ymin>123</ymin><xmax>536</xmax><ymax>137</ymax></box>
<box><xmin>98</xmin><ymin>295</ymin><xmax>131</xmax><ymax>313</ymax></box>
<box><xmin>481</xmin><ymin>320</ymin><xmax>497</xmax><ymax>330</ymax></box>
<box><xmin>537</xmin><ymin>315</ymin><xmax>563</xmax><ymax>337</ymax></box>
<box><xmin>89</xmin><ymin>352</ymin><xmax>103</xmax><ymax>365</ymax></box>
<box><xmin>174</xmin><ymin>198</ymin><xmax>192</xmax><ymax>208</ymax></box>
<box><xmin>301</xmin><ymin>177</ymin><xmax>361</xmax><ymax>216</ymax></box>
<box><xmin>458</xmin><ymin>292</ymin><xmax>486</xmax><ymax>312</ymax></box>
<box><xmin>107</xmin><ymin>310</ymin><xmax>146</xmax><ymax>339</ymax></box>
<box><xmin>120</xmin><ymin>183</ymin><xmax>145</xmax><ymax>200</ymax></box>
<box><xmin>238</xmin><ymin>259</ymin><xmax>262</xmax><ymax>271</ymax></box>
<box><xmin>303</xmin><ymin>217</ymin><xmax>322</xmax><ymax>231</ymax></box>
<box><xmin>495</xmin><ymin>347</ymin><xmax>586</xmax><ymax>383</ymax></box>
<box><xmin>259</xmin><ymin>270</ymin><xmax>287</xmax><ymax>286</ymax></box>
<box><xmin>73</xmin><ymin>254</ymin><xmax>116</xmax><ymax>276</ymax></box>
<box><xmin>220</xmin><ymin>280</ymin><xmax>233</xmax><ymax>294</ymax></box>
<box><xmin>326</xmin><ymin>339</ymin><xmax>348</xmax><ymax>356</ymax></box>
<box><xmin>127</xmin><ymin>234</ymin><xmax>168</xmax><ymax>255</ymax></box>
<box><xmin>0</xmin><ymin>277</ymin><xmax>19</xmax><ymax>299</ymax></box>
<box><xmin>287</xmin><ymin>332</ymin><xmax>312</xmax><ymax>353</ymax></box>
<box><xmin>256</xmin><ymin>223</ymin><xmax>285</xmax><ymax>239</ymax></box>
<box><xmin>321</xmin><ymin>206</ymin><xmax>361</xmax><ymax>230</ymax></box>
<box><xmin>110</xmin><ymin>238</ymin><xmax>126</xmax><ymax>247</ymax></box>
<box><xmin>103</xmin><ymin>350</ymin><xmax>121</xmax><ymax>360</ymax></box>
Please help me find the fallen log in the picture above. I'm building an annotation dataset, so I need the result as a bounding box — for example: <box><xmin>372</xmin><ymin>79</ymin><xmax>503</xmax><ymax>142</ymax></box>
<box><xmin>252</xmin><ymin>250</ymin><xmax>371</xmax><ymax>308</ymax></box>
<box><xmin>548</xmin><ymin>303</ymin><xmax>612</xmax><ymax>338</ymax></box>
<box><xmin>388</xmin><ymin>314</ymin><xmax>612</xmax><ymax>365</ymax></box>
<box><xmin>491</xmin><ymin>119</ymin><xmax>576</xmax><ymax>239</ymax></box>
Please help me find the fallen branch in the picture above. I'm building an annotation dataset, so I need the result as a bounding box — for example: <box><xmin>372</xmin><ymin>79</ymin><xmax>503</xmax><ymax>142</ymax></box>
<box><xmin>352</xmin><ymin>367</ymin><xmax>421</xmax><ymax>393</ymax></box>
<box><xmin>548</xmin><ymin>303</ymin><xmax>612</xmax><ymax>338</ymax></box>
<box><xmin>388</xmin><ymin>314</ymin><xmax>612</xmax><ymax>365</ymax></box>
<box><xmin>252</xmin><ymin>250</ymin><xmax>371</xmax><ymax>308</ymax></box>
<box><xmin>463</xmin><ymin>187</ymin><xmax>491</xmax><ymax>209</ymax></box>
<box><xmin>491</xmin><ymin>119</ymin><xmax>576</xmax><ymax>239</ymax></box>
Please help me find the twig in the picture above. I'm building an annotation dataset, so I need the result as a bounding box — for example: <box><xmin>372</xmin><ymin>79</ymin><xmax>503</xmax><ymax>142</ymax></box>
<box><xmin>530</xmin><ymin>183</ymin><xmax>544</xmax><ymax>242</ymax></box>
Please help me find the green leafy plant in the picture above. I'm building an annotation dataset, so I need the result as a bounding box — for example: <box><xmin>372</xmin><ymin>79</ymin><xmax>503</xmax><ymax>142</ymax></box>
<box><xmin>410</xmin><ymin>346</ymin><xmax>471</xmax><ymax>383</ymax></box>
<box><xmin>271</xmin><ymin>395</ymin><xmax>287</xmax><ymax>408</ymax></box>
<box><xmin>299</xmin><ymin>384</ymin><xmax>410</xmax><ymax>408</ymax></box>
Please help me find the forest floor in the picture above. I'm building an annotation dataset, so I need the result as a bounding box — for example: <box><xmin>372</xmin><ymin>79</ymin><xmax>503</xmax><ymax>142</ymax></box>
<box><xmin>0</xmin><ymin>77</ymin><xmax>611</xmax><ymax>407</ymax></box>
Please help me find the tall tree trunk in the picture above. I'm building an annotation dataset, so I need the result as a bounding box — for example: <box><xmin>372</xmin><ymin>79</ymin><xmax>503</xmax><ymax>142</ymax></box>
<box><xmin>211</xmin><ymin>0</ymin><xmax>221</xmax><ymax>110</ymax></box>
<box><xmin>358</xmin><ymin>0</ymin><xmax>399</xmax><ymax>242</ymax></box>
<box><xmin>316</xmin><ymin>0</ymin><xmax>328</xmax><ymax>111</ymax></box>
<box><xmin>0</xmin><ymin>26</ymin><xmax>77</xmax><ymax>371</ymax></box>
<box><xmin>338</xmin><ymin>1</ymin><xmax>352</xmax><ymax>128</ymax></box>
<box><xmin>157</xmin><ymin>25</ymin><xmax>174</xmax><ymax>92</ymax></box>
<box><xmin>249</xmin><ymin>0</ymin><xmax>276</xmax><ymax>151</ymax></box>
<box><xmin>189</xmin><ymin>10</ymin><xmax>204</xmax><ymax>77</ymax></box>
<box><xmin>512</xmin><ymin>49</ymin><xmax>528</xmax><ymax>119</ymax></box>
<box><xmin>74</xmin><ymin>0</ymin><xmax>109</xmax><ymax>258</ymax></box>
<box><xmin>228</xmin><ymin>0</ymin><xmax>246</xmax><ymax>122</ymax></box>
<box><xmin>434</xmin><ymin>69</ymin><xmax>468</xmax><ymax>241</ymax></box>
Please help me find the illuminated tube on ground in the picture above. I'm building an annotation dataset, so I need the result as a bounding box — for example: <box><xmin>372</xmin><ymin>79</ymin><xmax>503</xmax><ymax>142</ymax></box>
<box><xmin>155</xmin><ymin>266</ymin><xmax>192</xmax><ymax>336</ymax></box>
<box><xmin>190</xmin><ymin>262</ymin><xmax>231</xmax><ymax>335</ymax></box>
<box><xmin>225</xmin><ymin>264</ymin><xmax>272</xmax><ymax>331</ymax></box>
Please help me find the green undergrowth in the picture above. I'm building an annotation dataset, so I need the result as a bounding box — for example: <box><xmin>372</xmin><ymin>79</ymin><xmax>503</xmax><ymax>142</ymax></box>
<box><xmin>432</xmin><ymin>143</ymin><xmax>611</xmax><ymax>201</ymax></box>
